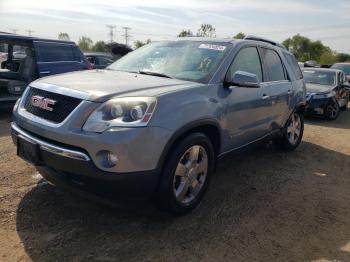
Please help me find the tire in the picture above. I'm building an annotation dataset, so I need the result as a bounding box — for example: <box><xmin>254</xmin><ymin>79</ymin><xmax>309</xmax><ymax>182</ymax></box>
<box><xmin>325</xmin><ymin>98</ymin><xmax>340</xmax><ymax>120</ymax></box>
<box><xmin>277</xmin><ymin>111</ymin><xmax>304</xmax><ymax>151</ymax></box>
<box><xmin>155</xmin><ymin>132</ymin><xmax>215</xmax><ymax>215</ymax></box>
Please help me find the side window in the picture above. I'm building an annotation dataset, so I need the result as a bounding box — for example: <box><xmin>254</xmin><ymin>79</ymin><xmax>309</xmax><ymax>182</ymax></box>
<box><xmin>261</xmin><ymin>48</ymin><xmax>286</xmax><ymax>82</ymax></box>
<box><xmin>227</xmin><ymin>47</ymin><xmax>263</xmax><ymax>82</ymax></box>
<box><xmin>37</xmin><ymin>43</ymin><xmax>75</xmax><ymax>62</ymax></box>
<box><xmin>98</xmin><ymin>56</ymin><xmax>114</xmax><ymax>67</ymax></box>
<box><xmin>72</xmin><ymin>46</ymin><xmax>83</xmax><ymax>62</ymax></box>
<box><xmin>284</xmin><ymin>53</ymin><xmax>303</xmax><ymax>80</ymax></box>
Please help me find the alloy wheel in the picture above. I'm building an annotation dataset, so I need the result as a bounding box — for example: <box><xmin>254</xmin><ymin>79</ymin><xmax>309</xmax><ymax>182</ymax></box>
<box><xmin>326</xmin><ymin>101</ymin><xmax>339</xmax><ymax>119</ymax></box>
<box><xmin>287</xmin><ymin>113</ymin><xmax>301</xmax><ymax>145</ymax></box>
<box><xmin>173</xmin><ymin>145</ymin><xmax>208</xmax><ymax>205</ymax></box>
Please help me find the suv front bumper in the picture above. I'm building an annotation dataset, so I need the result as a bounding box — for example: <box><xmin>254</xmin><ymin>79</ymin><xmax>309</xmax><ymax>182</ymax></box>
<box><xmin>11</xmin><ymin>122</ymin><xmax>160</xmax><ymax>196</ymax></box>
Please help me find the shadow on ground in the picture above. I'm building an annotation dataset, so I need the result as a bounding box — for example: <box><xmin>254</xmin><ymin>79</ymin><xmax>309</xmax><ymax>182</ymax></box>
<box><xmin>16</xmin><ymin>142</ymin><xmax>350</xmax><ymax>261</ymax></box>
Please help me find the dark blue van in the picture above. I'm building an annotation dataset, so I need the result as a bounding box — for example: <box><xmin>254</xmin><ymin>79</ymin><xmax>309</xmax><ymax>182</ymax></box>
<box><xmin>0</xmin><ymin>33</ymin><xmax>91</xmax><ymax>108</ymax></box>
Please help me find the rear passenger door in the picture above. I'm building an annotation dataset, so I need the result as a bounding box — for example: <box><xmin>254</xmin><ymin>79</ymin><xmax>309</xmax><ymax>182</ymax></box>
<box><xmin>259</xmin><ymin>47</ymin><xmax>293</xmax><ymax>129</ymax></box>
<box><xmin>34</xmin><ymin>41</ymin><xmax>87</xmax><ymax>77</ymax></box>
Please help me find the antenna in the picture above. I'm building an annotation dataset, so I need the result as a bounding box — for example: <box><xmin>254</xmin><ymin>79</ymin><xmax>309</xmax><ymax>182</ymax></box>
<box><xmin>122</xmin><ymin>27</ymin><xmax>131</xmax><ymax>46</ymax></box>
<box><xmin>106</xmin><ymin>24</ymin><xmax>116</xmax><ymax>43</ymax></box>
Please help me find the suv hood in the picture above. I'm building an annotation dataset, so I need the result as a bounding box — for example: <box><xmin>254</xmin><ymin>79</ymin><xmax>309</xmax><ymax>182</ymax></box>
<box><xmin>31</xmin><ymin>70</ymin><xmax>199</xmax><ymax>102</ymax></box>
<box><xmin>305</xmin><ymin>83</ymin><xmax>334</xmax><ymax>94</ymax></box>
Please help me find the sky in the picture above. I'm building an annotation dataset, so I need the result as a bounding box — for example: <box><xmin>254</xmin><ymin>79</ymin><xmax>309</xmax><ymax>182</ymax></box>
<box><xmin>0</xmin><ymin>0</ymin><xmax>350</xmax><ymax>52</ymax></box>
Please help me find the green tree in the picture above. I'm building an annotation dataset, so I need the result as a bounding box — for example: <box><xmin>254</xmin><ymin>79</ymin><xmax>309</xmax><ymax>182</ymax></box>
<box><xmin>134</xmin><ymin>39</ymin><xmax>151</xmax><ymax>49</ymax></box>
<box><xmin>283</xmin><ymin>34</ymin><xmax>331</xmax><ymax>63</ymax></box>
<box><xmin>78</xmin><ymin>36</ymin><xmax>93</xmax><ymax>51</ymax></box>
<box><xmin>58</xmin><ymin>32</ymin><xmax>70</xmax><ymax>41</ymax></box>
<box><xmin>196</xmin><ymin>24</ymin><xmax>216</xmax><ymax>37</ymax></box>
<box><xmin>319</xmin><ymin>51</ymin><xmax>336</xmax><ymax>64</ymax></box>
<box><xmin>92</xmin><ymin>41</ymin><xmax>108</xmax><ymax>52</ymax></box>
<box><xmin>178</xmin><ymin>29</ymin><xmax>193</xmax><ymax>37</ymax></box>
<box><xmin>233</xmin><ymin>32</ymin><xmax>246</xmax><ymax>39</ymax></box>
<box><xmin>336</xmin><ymin>53</ymin><xmax>350</xmax><ymax>62</ymax></box>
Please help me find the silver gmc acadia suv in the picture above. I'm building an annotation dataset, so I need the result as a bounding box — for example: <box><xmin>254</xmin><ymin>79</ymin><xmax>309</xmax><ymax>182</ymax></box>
<box><xmin>11</xmin><ymin>36</ymin><xmax>306</xmax><ymax>214</ymax></box>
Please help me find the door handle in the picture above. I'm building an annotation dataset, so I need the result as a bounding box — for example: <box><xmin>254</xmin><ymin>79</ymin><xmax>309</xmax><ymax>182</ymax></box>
<box><xmin>262</xmin><ymin>94</ymin><xmax>270</xmax><ymax>100</ymax></box>
<box><xmin>40</xmin><ymin>71</ymin><xmax>51</xmax><ymax>75</ymax></box>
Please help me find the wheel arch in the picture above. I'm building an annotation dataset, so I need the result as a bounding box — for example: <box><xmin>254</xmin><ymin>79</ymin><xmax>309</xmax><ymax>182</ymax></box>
<box><xmin>155</xmin><ymin>119</ymin><xmax>222</xmax><ymax>173</ymax></box>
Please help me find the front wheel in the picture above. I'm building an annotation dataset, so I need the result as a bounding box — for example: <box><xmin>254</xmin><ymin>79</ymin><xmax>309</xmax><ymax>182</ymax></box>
<box><xmin>155</xmin><ymin>133</ymin><xmax>215</xmax><ymax>215</ymax></box>
<box><xmin>277</xmin><ymin>111</ymin><xmax>304</xmax><ymax>151</ymax></box>
<box><xmin>325</xmin><ymin>98</ymin><xmax>340</xmax><ymax>120</ymax></box>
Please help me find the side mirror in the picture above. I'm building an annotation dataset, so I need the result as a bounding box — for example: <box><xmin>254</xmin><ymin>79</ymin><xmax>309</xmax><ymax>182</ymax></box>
<box><xmin>226</xmin><ymin>71</ymin><xmax>260</xmax><ymax>88</ymax></box>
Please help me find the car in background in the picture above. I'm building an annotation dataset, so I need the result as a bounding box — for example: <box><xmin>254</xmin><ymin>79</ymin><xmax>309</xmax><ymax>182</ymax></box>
<box><xmin>302</xmin><ymin>68</ymin><xmax>350</xmax><ymax>119</ymax></box>
<box><xmin>0</xmin><ymin>33</ymin><xmax>91</xmax><ymax>109</ymax></box>
<box><xmin>331</xmin><ymin>63</ymin><xmax>350</xmax><ymax>83</ymax></box>
<box><xmin>84</xmin><ymin>52</ymin><xmax>115</xmax><ymax>69</ymax></box>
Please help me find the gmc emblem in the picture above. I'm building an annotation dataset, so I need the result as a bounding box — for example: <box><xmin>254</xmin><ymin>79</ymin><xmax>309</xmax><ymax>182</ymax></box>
<box><xmin>31</xmin><ymin>95</ymin><xmax>57</xmax><ymax>111</ymax></box>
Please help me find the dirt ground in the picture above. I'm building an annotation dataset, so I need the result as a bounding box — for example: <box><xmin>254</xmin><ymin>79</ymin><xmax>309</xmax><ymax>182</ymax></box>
<box><xmin>0</xmin><ymin>106</ymin><xmax>349</xmax><ymax>262</ymax></box>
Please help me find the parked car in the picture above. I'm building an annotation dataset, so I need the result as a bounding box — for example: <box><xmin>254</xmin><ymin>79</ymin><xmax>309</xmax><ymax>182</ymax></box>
<box><xmin>302</xmin><ymin>68</ymin><xmax>350</xmax><ymax>119</ymax></box>
<box><xmin>84</xmin><ymin>52</ymin><xmax>115</xmax><ymax>69</ymax></box>
<box><xmin>331</xmin><ymin>63</ymin><xmax>350</xmax><ymax>83</ymax></box>
<box><xmin>0</xmin><ymin>33</ymin><xmax>91</xmax><ymax>108</ymax></box>
<box><xmin>11</xmin><ymin>36</ymin><xmax>306</xmax><ymax>214</ymax></box>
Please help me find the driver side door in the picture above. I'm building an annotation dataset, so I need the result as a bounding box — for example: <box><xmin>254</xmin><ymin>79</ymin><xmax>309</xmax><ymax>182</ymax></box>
<box><xmin>222</xmin><ymin>46</ymin><xmax>272</xmax><ymax>149</ymax></box>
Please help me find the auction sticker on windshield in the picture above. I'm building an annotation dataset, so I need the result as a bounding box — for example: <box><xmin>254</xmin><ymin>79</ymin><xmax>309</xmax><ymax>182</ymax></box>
<box><xmin>198</xmin><ymin>44</ymin><xmax>226</xmax><ymax>51</ymax></box>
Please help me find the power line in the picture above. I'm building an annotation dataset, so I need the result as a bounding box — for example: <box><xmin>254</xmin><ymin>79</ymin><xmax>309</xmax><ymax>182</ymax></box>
<box><xmin>122</xmin><ymin>27</ymin><xmax>131</xmax><ymax>46</ymax></box>
<box><xmin>25</xmin><ymin>30</ymin><xmax>34</xmax><ymax>36</ymax></box>
<box><xmin>106</xmin><ymin>24</ymin><xmax>116</xmax><ymax>43</ymax></box>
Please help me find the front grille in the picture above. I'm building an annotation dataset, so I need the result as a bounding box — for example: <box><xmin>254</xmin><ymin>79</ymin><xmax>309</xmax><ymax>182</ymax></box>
<box><xmin>24</xmin><ymin>87</ymin><xmax>82</xmax><ymax>123</ymax></box>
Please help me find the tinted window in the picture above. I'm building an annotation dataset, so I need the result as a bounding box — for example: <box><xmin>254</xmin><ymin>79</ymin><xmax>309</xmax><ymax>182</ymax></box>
<box><xmin>284</xmin><ymin>52</ymin><xmax>303</xmax><ymax>80</ymax></box>
<box><xmin>261</xmin><ymin>48</ymin><xmax>286</xmax><ymax>81</ymax></box>
<box><xmin>331</xmin><ymin>64</ymin><xmax>350</xmax><ymax>75</ymax></box>
<box><xmin>227</xmin><ymin>47</ymin><xmax>263</xmax><ymax>82</ymax></box>
<box><xmin>98</xmin><ymin>56</ymin><xmax>114</xmax><ymax>67</ymax></box>
<box><xmin>37</xmin><ymin>43</ymin><xmax>75</xmax><ymax>62</ymax></box>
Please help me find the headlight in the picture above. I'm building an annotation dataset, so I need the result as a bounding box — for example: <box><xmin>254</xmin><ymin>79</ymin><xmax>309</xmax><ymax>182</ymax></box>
<box><xmin>83</xmin><ymin>97</ymin><xmax>157</xmax><ymax>133</ymax></box>
<box><xmin>313</xmin><ymin>91</ymin><xmax>335</xmax><ymax>99</ymax></box>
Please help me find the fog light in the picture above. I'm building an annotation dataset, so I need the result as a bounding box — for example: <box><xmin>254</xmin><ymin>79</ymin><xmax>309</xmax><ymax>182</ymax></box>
<box><xmin>96</xmin><ymin>150</ymin><xmax>118</xmax><ymax>168</ymax></box>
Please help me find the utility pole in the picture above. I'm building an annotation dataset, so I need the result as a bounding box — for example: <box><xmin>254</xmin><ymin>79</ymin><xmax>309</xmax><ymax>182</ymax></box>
<box><xmin>122</xmin><ymin>27</ymin><xmax>131</xmax><ymax>46</ymax></box>
<box><xmin>25</xmin><ymin>30</ymin><xmax>34</xmax><ymax>36</ymax></box>
<box><xmin>10</xmin><ymin>28</ymin><xmax>18</xmax><ymax>34</ymax></box>
<box><xmin>106</xmin><ymin>24</ymin><xmax>116</xmax><ymax>43</ymax></box>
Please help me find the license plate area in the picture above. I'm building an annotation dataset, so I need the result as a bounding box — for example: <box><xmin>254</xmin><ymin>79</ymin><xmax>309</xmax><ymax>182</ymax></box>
<box><xmin>17</xmin><ymin>136</ymin><xmax>41</xmax><ymax>165</ymax></box>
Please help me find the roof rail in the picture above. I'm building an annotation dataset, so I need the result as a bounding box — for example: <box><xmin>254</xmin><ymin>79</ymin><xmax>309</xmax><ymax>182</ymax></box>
<box><xmin>244</xmin><ymin>35</ymin><xmax>287</xmax><ymax>50</ymax></box>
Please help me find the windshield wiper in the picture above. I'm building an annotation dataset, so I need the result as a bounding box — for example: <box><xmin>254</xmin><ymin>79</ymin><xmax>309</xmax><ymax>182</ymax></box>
<box><xmin>138</xmin><ymin>70</ymin><xmax>173</xmax><ymax>79</ymax></box>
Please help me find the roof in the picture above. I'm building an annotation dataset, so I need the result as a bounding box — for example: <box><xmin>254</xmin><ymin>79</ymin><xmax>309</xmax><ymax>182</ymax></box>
<box><xmin>0</xmin><ymin>33</ymin><xmax>75</xmax><ymax>45</ymax></box>
<box><xmin>302</xmin><ymin>67</ymin><xmax>342</xmax><ymax>74</ymax></box>
<box><xmin>173</xmin><ymin>36</ymin><xmax>287</xmax><ymax>51</ymax></box>
<box><xmin>84</xmin><ymin>52</ymin><xmax>113</xmax><ymax>57</ymax></box>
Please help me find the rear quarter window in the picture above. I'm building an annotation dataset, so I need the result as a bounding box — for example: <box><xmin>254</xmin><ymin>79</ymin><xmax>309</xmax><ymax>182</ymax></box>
<box><xmin>284</xmin><ymin>52</ymin><xmax>303</xmax><ymax>80</ymax></box>
<box><xmin>36</xmin><ymin>43</ymin><xmax>75</xmax><ymax>62</ymax></box>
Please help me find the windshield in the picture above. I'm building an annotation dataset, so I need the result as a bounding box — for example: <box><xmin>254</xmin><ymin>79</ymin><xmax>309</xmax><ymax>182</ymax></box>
<box><xmin>302</xmin><ymin>70</ymin><xmax>336</xmax><ymax>85</ymax></box>
<box><xmin>331</xmin><ymin>64</ymin><xmax>350</xmax><ymax>75</ymax></box>
<box><xmin>108</xmin><ymin>41</ymin><xmax>231</xmax><ymax>83</ymax></box>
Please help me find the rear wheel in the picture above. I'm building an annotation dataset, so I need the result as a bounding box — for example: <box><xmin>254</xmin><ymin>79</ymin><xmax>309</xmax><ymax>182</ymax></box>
<box><xmin>325</xmin><ymin>98</ymin><xmax>340</xmax><ymax>120</ymax></box>
<box><xmin>155</xmin><ymin>133</ymin><xmax>215</xmax><ymax>215</ymax></box>
<box><xmin>277</xmin><ymin>111</ymin><xmax>304</xmax><ymax>151</ymax></box>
